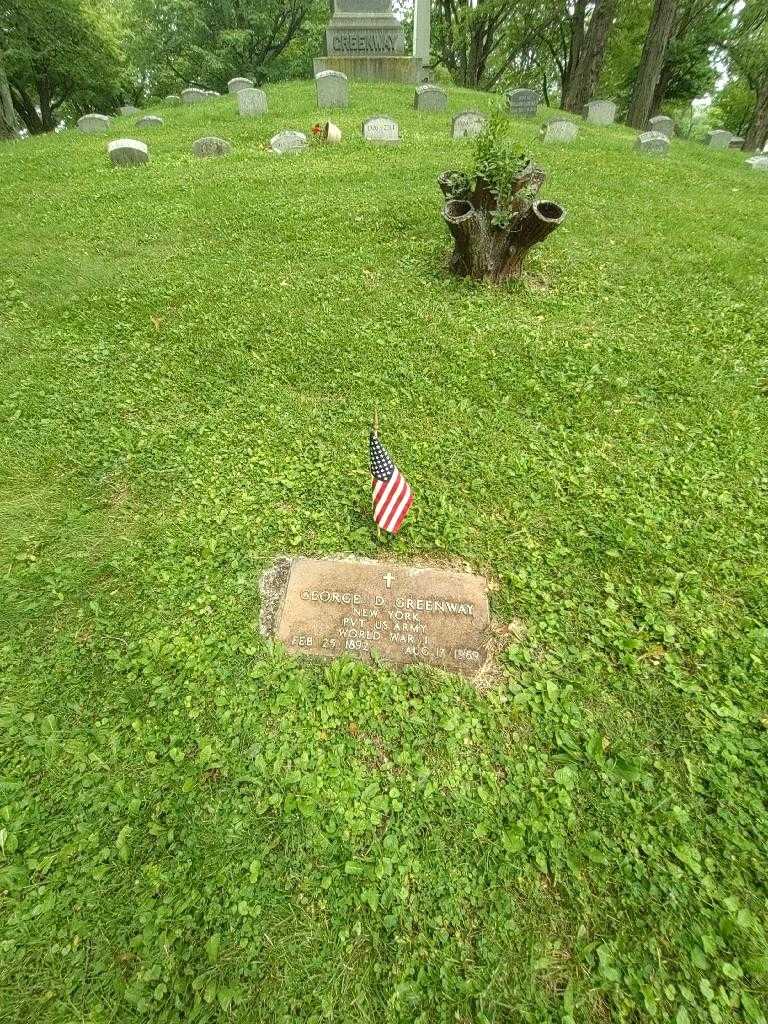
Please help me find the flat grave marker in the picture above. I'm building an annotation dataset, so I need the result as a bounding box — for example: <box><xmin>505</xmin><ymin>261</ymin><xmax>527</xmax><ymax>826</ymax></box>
<box><xmin>191</xmin><ymin>136</ymin><xmax>232</xmax><ymax>157</ymax></box>
<box><xmin>269</xmin><ymin>130</ymin><xmax>308</xmax><ymax>154</ymax></box>
<box><xmin>268</xmin><ymin>557</ymin><xmax>491</xmax><ymax>678</ymax></box>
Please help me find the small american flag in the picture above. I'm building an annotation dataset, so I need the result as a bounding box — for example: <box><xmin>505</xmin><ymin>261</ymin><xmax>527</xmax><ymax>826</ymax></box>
<box><xmin>370</xmin><ymin>430</ymin><xmax>413</xmax><ymax>535</ymax></box>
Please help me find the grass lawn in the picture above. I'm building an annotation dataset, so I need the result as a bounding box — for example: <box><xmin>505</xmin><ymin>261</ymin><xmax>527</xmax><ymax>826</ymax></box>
<box><xmin>1</xmin><ymin>79</ymin><xmax>768</xmax><ymax>1023</ymax></box>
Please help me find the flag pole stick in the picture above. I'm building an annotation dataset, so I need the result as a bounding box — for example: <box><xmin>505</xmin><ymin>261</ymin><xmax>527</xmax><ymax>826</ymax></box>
<box><xmin>373</xmin><ymin>407</ymin><xmax>381</xmax><ymax>542</ymax></box>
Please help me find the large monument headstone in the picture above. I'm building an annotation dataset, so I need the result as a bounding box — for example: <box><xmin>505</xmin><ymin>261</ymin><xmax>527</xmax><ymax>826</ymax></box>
<box><xmin>264</xmin><ymin>557</ymin><xmax>491</xmax><ymax>678</ymax></box>
<box><xmin>314</xmin><ymin>1</ymin><xmax>425</xmax><ymax>83</ymax></box>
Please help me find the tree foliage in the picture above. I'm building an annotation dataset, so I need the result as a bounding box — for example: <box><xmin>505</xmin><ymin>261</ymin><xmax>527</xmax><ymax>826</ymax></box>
<box><xmin>1</xmin><ymin>0</ymin><xmax>124</xmax><ymax>133</ymax></box>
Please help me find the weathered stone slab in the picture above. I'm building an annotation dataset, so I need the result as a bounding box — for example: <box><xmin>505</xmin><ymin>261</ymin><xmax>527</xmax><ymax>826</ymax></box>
<box><xmin>107</xmin><ymin>138</ymin><xmax>149</xmax><ymax>167</ymax></box>
<box><xmin>269</xmin><ymin>130</ymin><xmax>308</xmax><ymax>154</ymax></box>
<box><xmin>269</xmin><ymin>557</ymin><xmax>491</xmax><ymax>677</ymax></box>
<box><xmin>136</xmin><ymin>115</ymin><xmax>163</xmax><ymax>128</ymax></box>
<box><xmin>228</xmin><ymin>77</ymin><xmax>254</xmax><ymax>93</ymax></box>
<box><xmin>635</xmin><ymin>130</ymin><xmax>669</xmax><ymax>155</ymax></box>
<box><xmin>648</xmin><ymin>115</ymin><xmax>674</xmax><ymax>138</ymax></box>
<box><xmin>315</xmin><ymin>69</ymin><xmax>349</xmax><ymax>108</ymax></box>
<box><xmin>746</xmin><ymin>155</ymin><xmax>768</xmax><ymax>171</ymax></box>
<box><xmin>238</xmin><ymin>88</ymin><xmax>268</xmax><ymax>116</ymax></box>
<box><xmin>706</xmin><ymin>129</ymin><xmax>733</xmax><ymax>149</ymax></box>
<box><xmin>540</xmin><ymin>117</ymin><xmax>578</xmax><ymax>144</ymax></box>
<box><xmin>584</xmin><ymin>99</ymin><xmax>616</xmax><ymax>126</ymax></box>
<box><xmin>205</xmin><ymin>90</ymin><xmax>220</xmax><ymax>97</ymax></box>
<box><xmin>362</xmin><ymin>115</ymin><xmax>399</xmax><ymax>142</ymax></box>
<box><xmin>77</xmin><ymin>114</ymin><xmax>110</xmax><ymax>134</ymax></box>
<box><xmin>728</xmin><ymin>136</ymin><xmax>745</xmax><ymax>149</ymax></box>
<box><xmin>165</xmin><ymin>94</ymin><xmax>181</xmax><ymax>105</ymax></box>
<box><xmin>119</xmin><ymin>104</ymin><xmax>140</xmax><ymax>116</ymax></box>
<box><xmin>325</xmin><ymin>0</ymin><xmax>406</xmax><ymax>57</ymax></box>
<box><xmin>452</xmin><ymin>110</ymin><xmax>487</xmax><ymax>139</ymax></box>
<box><xmin>191</xmin><ymin>136</ymin><xmax>232</xmax><ymax>157</ymax></box>
<box><xmin>181</xmin><ymin>88</ymin><xmax>206</xmax><ymax>104</ymax></box>
<box><xmin>415</xmin><ymin>84</ymin><xmax>447</xmax><ymax>112</ymax></box>
<box><xmin>505</xmin><ymin>88</ymin><xmax>538</xmax><ymax>118</ymax></box>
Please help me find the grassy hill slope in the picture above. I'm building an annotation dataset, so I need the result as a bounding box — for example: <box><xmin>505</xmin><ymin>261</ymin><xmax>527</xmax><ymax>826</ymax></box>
<box><xmin>1</xmin><ymin>80</ymin><xmax>767</xmax><ymax>1023</ymax></box>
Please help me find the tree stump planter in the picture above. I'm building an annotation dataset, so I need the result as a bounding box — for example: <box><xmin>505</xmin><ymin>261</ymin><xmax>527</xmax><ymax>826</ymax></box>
<box><xmin>438</xmin><ymin>163</ymin><xmax>566</xmax><ymax>283</ymax></box>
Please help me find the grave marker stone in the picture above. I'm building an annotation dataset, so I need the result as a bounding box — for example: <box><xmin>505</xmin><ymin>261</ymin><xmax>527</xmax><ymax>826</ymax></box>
<box><xmin>452</xmin><ymin>110</ymin><xmax>487</xmax><ymax>139</ymax></box>
<box><xmin>706</xmin><ymin>129</ymin><xmax>733</xmax><ymax>149</ymax></box>
<box><xmin>165</xmin><ymin>95</ymin><xmax>180</xmax><ymax>105</ymax></box>
<box><xmin>728</xmin><ymin>137</ymin><xmax>745</xmax><ymax>149</ymax></box>
<box><xmin>635</xmin><ymin>131</ymin><xmax>669</xmax><ymax>155</ymax></box>
<box><xmin>315</xmin><ymin>70</ymin><xmax>349</xmax><ymax>108</ymax></box>
<box><xmin>107</xmin><ymin>139</ymin><xmax>149</xmax><ymax>167</ymax></box>
<box><xmin>362</xmin><ymin>115</ymin><xmax>399</xmax><ymax>142</ymax></box>
<box><xmin>237</xmin><ymin>88</ymin><xmax>268</xmax><ymax>116</ymax></box>
<box><xmin>746</xmin><ymin>155</ymin><xmax>768</xmax><ymax>171</ymax></box>
<box><xmin>648</xmin><ymin>115</ymin><xmax>674</xmax><ymax>138</ymax></box>
<box><xmin>119</xmin><ymin>104</ymin><xmax>140</xmax><ymax>116</ymax></box>
<box><xmin>228</xmin><ymin>77</ymin><xmax>254</xmax><ymax>93</ymax></box>
<box><xmin>269</xmin><ymin>130</ymin><xmax>308</xmax><ymax>154</ymax></box>
<box><xmin>136</xmin><ymin>115</ymin><xmax>163</xmax><ymax>128</ymax></box>
<box><xmin>414</xmin><ymin>84</ymin><xmax>447</xmax><ymax>112</ymax></box>
<box><xmin>267</xmin><ymin>557</ymin><xmax>491</xmax><ymax>678</ymax></box>
<box><xmin>540</xmin><ymin>118</ymin><xmax>578</xmax><ymax>144</ymax></box>
<box><xmin>204</xmin><ymin>90</ymin><xmax>220</xmax><ymax>97</ymax></box>
<box><xmin>584</xmin><ymin>99</ymin><xmax>617</xmax><ymax>125</ymax></box>
<box><xmin>191</xmin><ymin>136</ymin><xmax>232</xmax><ymax>157</ymax></box>
<box><xmin>77</xmin><ymin>114</ymin><xmax>110</xmax><ymax>134</ymax></box>
<box><xmin>505</xmin><ymin>88</ymin><xmax>538</xmax><ymax>118</ymax></box>
<box><xmin>181</xmin><ymin>88</ymin><xmax>206</xmax><ymax>104</ymax></box>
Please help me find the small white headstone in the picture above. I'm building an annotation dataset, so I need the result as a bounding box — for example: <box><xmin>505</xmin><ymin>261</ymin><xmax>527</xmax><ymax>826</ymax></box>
<box><xmin>648</xmin><ymin>115</ymin><xmax>674</xmax><ymax>139</ymax></box>
<box><xmin>181</xmin><ymin>88</ymin><xmax>206</xmax><ymax>104</ymax></box>
<box><xmin>191</xmin><ymin>136</ymin><xmax>232</xmax><ymax>158</ymax></box>
<box><xmin>584</xmin><ymin>100</ymin><xmax>617</xmax><ymax>126</ymax></box>
<box><xmin>540</xmin><ymin>118</ymin><xmax>578</xmax><ymax>144</ymax></box>
<box><xmin>228</xmin><ymin>77</ymin><xmax>254</xmax><ymax>93</ymax></box>
<box><xmin>107</xmin><ymin>138</ymin><xmax>149</xmax><ymax>167</ymax></box>
<box><xmin>77</xmin><ymin>114</ymin><xmax>110</xmax><ymax>135</ymax></box>
<box><xmin>414</xmin><ymin>84</ymin><xmax>448</xmax><ymax>112</ymax></box>
<box><xmin>452</xmin><ymin>111</ymin><xmax>487</xmax><ymax>139</ymax></box>
<box><xmin>635</xmin><ymin>131</ymin><xmax>669</xmax><ymax>155</ymax></box>
<box><xmin>746</xmin><ymin>155</ymin><xmax>768</xmax><ymax>171</ymax></box>
<box><xmin>119</xmin><ymin>104</ymin><xmax>140</xmax><ymax>116</ymax></box>
<box><xmin>269</xmin><ymin>130</ymin><xmax>308</xmax><ymax>154</ymax></box>
<box><xmin>136</xmin><ymin>115</ymin><xmax>163</xmax><ymax>128</ymax></box>
<box><xmin>315</xmin><ymin>70</ymin><xmax>349</xmax><ymax>109</ymax></box>
<box><xmin>238</xmin><ymin>88</ymin><xmax>268</xmax><ymax>116</ymax></box>
<box><xmin>362</xmin><ymin>116</ymin><xmax>400</xmax><ymax>143</ymax></box>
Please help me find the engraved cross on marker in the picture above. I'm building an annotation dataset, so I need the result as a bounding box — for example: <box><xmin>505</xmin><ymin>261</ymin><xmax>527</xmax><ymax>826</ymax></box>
<box><xmin>383</xmin><ymin>572</ymin><xmax>395</xmax><ymax>589</ymax></box>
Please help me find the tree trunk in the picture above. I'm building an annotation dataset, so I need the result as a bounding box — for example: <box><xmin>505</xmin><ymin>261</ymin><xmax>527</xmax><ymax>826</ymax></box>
<box><xmin>0</xmin><ymin>64</ymin><xmax>16</xmax><ymax>139</ymax></box>
<box><xmin>744</xmin><ymin>74</ymin><xmax>768</xmax><ymax>152</ymax></box>
<box><xmin>438</xmin><ymin>166</ymin><xmax>566</xmax><ymax>284</ymax></box>
<box><xmin>627</xmin><ymin>0</ymin><xmax>679</xmax><ymax>129</ymax></box>
<box><xmin>562</xmin><ymin>0</ymin><xmax>618</xmax><ymax>113</ymax></box>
